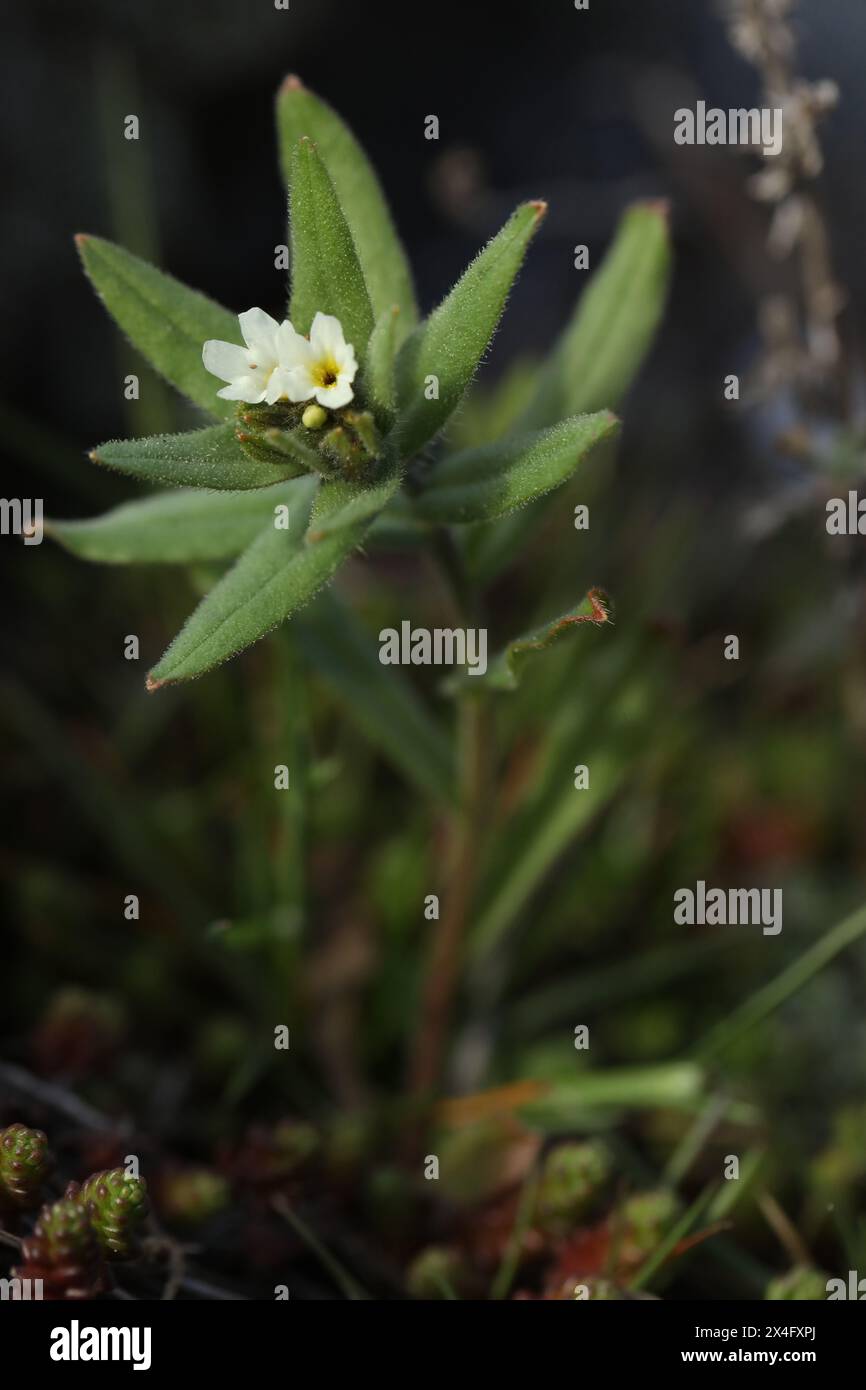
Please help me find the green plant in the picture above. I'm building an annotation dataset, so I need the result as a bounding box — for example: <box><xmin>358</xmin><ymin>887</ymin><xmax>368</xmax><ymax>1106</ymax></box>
<box><xmin>51</xmin><ymin>77</ymin><xmax>671</xmax><ymax>1102</ymax></box>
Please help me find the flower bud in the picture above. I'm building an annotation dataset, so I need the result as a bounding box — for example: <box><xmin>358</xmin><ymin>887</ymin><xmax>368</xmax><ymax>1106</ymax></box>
<box><xmin>14</xmin><ymin>1196</ymin><xmax>107</xmax><ymax>1299</ymax></box>
<box><xmin>76</xmin><ymin>1167</ymin><xmax>149</xmax><ymax>1259</ymax></box>
<box><xmin>0</xmin><ymin>1123</ymin><xmax>52</xmax><ymax>1210</ymax></box>
<box><xmin>535</xmin><ymin>1141</ymin><xmax>611</xmax><ymax>1238</ymax></box>
<box><xmin>302</xmin><ymin>404</ymin><xmax>328</xmax><ymax>430</ymax></box>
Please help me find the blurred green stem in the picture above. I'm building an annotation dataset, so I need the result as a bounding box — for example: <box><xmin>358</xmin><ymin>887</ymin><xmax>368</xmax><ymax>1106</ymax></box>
<box><xmin>408</xmin><ymin>691</ymin><xmax>489</xmax><ymax>1104</ymax></box>
<box><xmin>406</xmin><ymin>527</ymin><xmax>488</xmax><ymax>1106</ymax></box>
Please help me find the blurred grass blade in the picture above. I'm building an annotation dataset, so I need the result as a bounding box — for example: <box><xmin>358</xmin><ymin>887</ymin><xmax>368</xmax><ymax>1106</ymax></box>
<box><xmin>520</xmin><ymin>200</ymin><xmax>672</xmax><ymax>430</ymax></box>
<box><xmin>147</xmin><ymin>479</ymin><xmax>375</xmax><ymax>687</ymax></box>
<box><xmin>411</xmin><ymin>412</ymin><xmax>617</xmax><ymax>524</ymax></box>
<box><xmin>47</xmin><ymin>482</ymin><xmax>299</xmax><ymax>564</ymax></box>
<box><xmin>76</xmin><ymin>235</ymin><xmax>238</xmax><ymax>420</ymax></box>
<box><xmin>277</xmin><ymin>77</ymin><xmax>417</xmax><ymax>337</ymax></box>
<box><xmin>393</xmin><ymin>202</ymin><xmax>546</xmax><ymax>458</ymax></box>
<box><xmin>90</xmin><ymin>424</ymin><xmax>294</xmax><ymax>490</ymax></box>
<box><xmin>296</xmin><ymin>591</ymin><xmax>454</xmax><ymax>803</ymax></box>
<box><xmin>519</xmin><ymin>1063</ymin><xmax>706</xmax><ymax>1132</ymax></box>
<box><xmin>696</xmin><ymin>898</ymin><xmax>866</xmax><ymax>1061</ymax></box>
<box><xmin>288</xmin><ymin>138</ymin><xmax>374</xmax><ymax>355</ymax></box>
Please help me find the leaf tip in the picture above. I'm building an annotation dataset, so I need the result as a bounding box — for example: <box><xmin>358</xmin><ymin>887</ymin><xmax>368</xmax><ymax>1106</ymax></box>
<box><xmin>639</xmin><ymin>197</ymin><xmax>671</xmax><ymax>225</ymax></box>
<box><xmin>74</xmin><ymin>232</ymin><xmax>90</xmax><ymax>247</ymax></box>
<box><xmin>528</xmin><ymin>199</ymin><xmax>548</xmax><ymax>223</ymax></box>
<box><xmin>145</xmin><ymin>674</ymin><xmax>166</xmax><ymax>693</ymax></box>
<box><xmin>280</xmin><ymin>73</ymin><xmax>305</xmax><ymax>94</ymax></box>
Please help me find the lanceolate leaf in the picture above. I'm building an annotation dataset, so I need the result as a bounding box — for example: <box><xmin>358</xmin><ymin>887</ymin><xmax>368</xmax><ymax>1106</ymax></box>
<box><xmin>76</xmin><ymin>236</ymin><xmax>238</xmax><ymax>420</ymax></box>
<box><xmin>465</xmin><ymin>203</ymin><xmax>671</xmax><ymax>581</ymax></box>
<box><xmin>47</xmin><ymin>483</ymin><xmax>298</xmax><ymax>565</ymax></box>
<box><xmin>469</xmin><ymin>590</ymin><xmax>611</xmax><ymax>692</ymax></box>
<box><xmin>520</xmin><ymin>201</ymin><xmax>672</xmax><ymax>430</ymax></box>
<box><xmin>91</xmin><ymin>424</ymin><xmax>294</xmax><ymax>490</ymax></box>
<box><xmin>296</xmin><ymin>592</ymin><xmax>454</xmax><ymax>803</ymax></box>
<box><xmin>411</xmin><ymin>412</ymin><xmax>618</xmax><ymax>524</ymax></box>
<box><xmin>393</xmin><ymin>202</ymin><xmax>546</xmax><ymax>459</ymax></box>
<box><xmin>288</xmin><ymin>138</ymin><xmax>374</xmax><ymax>355</ymax></box>
<box><xmin>147</xmin><ymin>479</ymin><xmax>374</xmax><ymax>687</ymax></box>
<box><xmin>277</xmin><ymin>77</ymin><xmax>417</xmax><ymax>337</ymax></box>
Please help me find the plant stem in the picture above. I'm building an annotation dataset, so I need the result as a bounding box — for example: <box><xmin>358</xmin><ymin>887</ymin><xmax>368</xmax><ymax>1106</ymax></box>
<box><xmin>408</xmin><ymin>692</ymin><xmax>489</xmax><ymax>1108</ymax></box>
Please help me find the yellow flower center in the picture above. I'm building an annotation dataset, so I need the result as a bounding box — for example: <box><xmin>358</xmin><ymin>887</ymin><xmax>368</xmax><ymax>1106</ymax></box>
<box><xmin>312</xmin><ymin>357</ymin><xmax>339</xmax><ymax>389</ymax></box>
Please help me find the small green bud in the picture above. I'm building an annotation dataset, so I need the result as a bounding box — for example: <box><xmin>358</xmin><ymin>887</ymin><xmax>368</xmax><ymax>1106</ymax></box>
<box><xmin>0</xmin><ymin>1123</ymin><xmax>52</xmax><ymax>1210</ymax></box>
<box><xmin>302</xmin><ymin>403</ymin><xmax>328</xmax><ymax>430</ymax></box>
<box><xmin>343</xmin><ymin>409</ymin><xmax>381</xmax><ymax>457</ymax></box>
<box><xmin>322</xmin><ymin>425</ymin><xmax>355</xmax><ymax>466</ymax></box>
<box><xmin>76</xmin><ymin>1168</ymin><xmax>149</xmax><ymax>1259</ymax></box>
<box><xmin>406</xmin><ymin>1245</ymin><xmax>474</xmax><ymax>1300</ymax></box>
<box><xmin>765</xmin><ymin>1266</ymin><xmax>831</xmax><ymax>1301</ymax></box>
<box><xmin>158</xmin><ymin>1167</ymin><xmax>230</xmax><ymax>1227</ymax></box>
<box><xmin>536</xmin><ymin>1141</ymin><xmax>611</xmax><ymax>1238</ymax></box>
<box><xmin>620</xmin><ymin>1188</ymin><xmax>679</xmax><ymax>1260</ymax></box>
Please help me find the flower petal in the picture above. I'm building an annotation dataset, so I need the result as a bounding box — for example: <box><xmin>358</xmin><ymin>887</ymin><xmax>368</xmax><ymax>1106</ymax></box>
<box><xmin>282</xmin><ymin>364</ymin><xmax>317</xmax><ymax>403</ymax></box>
<box><xmin>238</xmin><ymin>308</ymin><xmax>281</xmax><ymax>353</ymax></box>
<box><xmin>202</xmin><ymin>339</ymin><xmax>249</xmax><ymax>382</ymax></box>
<box><xmin>277</xmin><ymin>319</ymin><xmax>314</xmax><ymax>368</ymax></box>
<box><xmin>216</xmin><ymin>379</ymin><xmax>265</xmax><ymax>403</ymax></box>
<box><xmin>315</xmin><ymin>379</ymin><xmax>354</xmax><ymax>409</ymax></box>
<box><xmin>309</xmin><ymin>312</ymin><xmax>347</xmax><ymax>358</ymax></box>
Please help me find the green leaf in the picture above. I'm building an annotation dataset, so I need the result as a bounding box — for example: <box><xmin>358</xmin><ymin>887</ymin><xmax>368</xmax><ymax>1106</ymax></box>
<box><xmin>76</xmin><ymin>235</ymin><xmax>238</xmax><ymax>420</ymax></box>
<box><xmin>464</xmin><ymin>203</ymin><xmax>671</xmax><ymax>582</ymax></box>
<box><xmin>520</xmin><ymin>201</ymin><xmax>672</xmax><ymax>430</ymax></box>
<box><xmin>147</xmin><ymin>478</ymin><xmax>375</xmax><ymax>687</ymax></box>
<box><xmin>90</xmin><ymin>424</ymin><xmax>295</xmax><ymax>490</ymax></box>
<box><xmin>308</xmin><ymin>469</ymin><xmax>402</xmax><ymax>540</ymax></box>
<box><xmin>520</xmin><ymin>1065</ymin><xmax>705</xmax><ymax>1132</ymax></box>
<box><xmin>410</xmin><ymin>411</ymin><xmax>618</xmax><ymax>524</ymax></box>
<box><xmin>466</xmin><ymin>589</ymin><xmax>611</xmax><ymax>692</ymax></box>
<box><xmin>288</xmin><ymin>138</ymin><xmax>374</xmax><ymax>356</ymax></box>
<box><xmin>47</xmin><ymin>483</ymin><xmax>298</xmax><ymax>565</ymax></box>
<box><xmin>296</xmin><ymin>591</ymin><xmax>454</xmax><ymax>803</ymax></box>
<box><xmin>276</xmin><ymin>77</ymin><xmax>417</xmax><ymax>338</ymax></box>
<box><xmin>362</xmin><ymin>305</ymin><xmax>400</xmax><ymax>419</ymax></box>
<box><xmin>393</xmin><ymin>201</ymin><xmax>546</xmax><ymax>459</ymax></box>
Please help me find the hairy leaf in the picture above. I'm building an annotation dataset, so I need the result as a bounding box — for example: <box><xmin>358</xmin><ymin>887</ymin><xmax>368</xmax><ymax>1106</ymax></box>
<box><xmin>363</xmin><ymin>305</ymin><xmax>400</xmax><ymax>419</ymax></box>
<box><xmin>47</xmin><ymin>483</ymin><xmax>298</xmax><ymax>565</ymax></box>
<box><xmin>308</xmin><ymin>469</ymin><xmax>402</xmax><ymax>540</ymax></box>
<box><xmin>521</xmin><ymin>201</ymin><xmax>672</xmax><ymax>430</ymax></box>
<box><xmin>411</xmin><ymin>412</ymin><xmax>618</xmax><ymax>524</ymax></box>
<box><xmin>393</xmin><ymin>202</ymin><xmax>545</xmax><ymax>459</ymax></box>
<box><xmin>465</xmin><ymin>590</ymin><xmax>611</xmax><ymax>692</ymax></box>
<box><xmin>90</xmin><ymin>424</ymin><xmax>294</xmax><ymax>490</ymax></box>
<box><xmin>76</xmin><ymin>235</ymin><xmax>238</xmax><ymax>420</ymax></box>
<box><xmin>277</xmin><ymin>77</ymin><xmax>417</xmax><ymax>337</ymax></box>
<box><xmin>147</xmin><ymin>479</ymin><xmax>374</xmax><ymax>687</ymax></box>
<box><xmin>288</xmin><ymin>138</ymin><xmax>374</xmax><ymax>355</ymax></box>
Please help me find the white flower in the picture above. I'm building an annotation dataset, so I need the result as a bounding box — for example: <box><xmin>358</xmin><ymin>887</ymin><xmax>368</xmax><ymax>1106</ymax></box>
<box><xmin>278</xmin><ymin>312</ymin><xmax>358</xmax><ymax>409</ymax></box>
<box><xmin>202</xmin><ymin>308</ymin><xmax>305</xmax><ymax>405</ymax></box>
<box><xmin>203</xmin><ymin>309</ymin><xmax>358</xmax><ymax>410</ymax></box>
